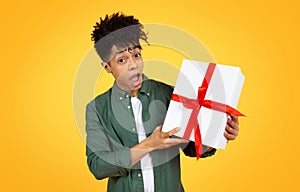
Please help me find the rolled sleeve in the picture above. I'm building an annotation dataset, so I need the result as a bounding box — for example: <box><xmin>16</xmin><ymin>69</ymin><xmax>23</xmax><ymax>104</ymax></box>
<box><xmin>85</xmin><ymin>101</ymin><xmax>132</xmax><ymax>180</ymax></box>
<box><xmin>182</xmin><ymin>141</ymin><xmax>217</xmax><ymax>158</ymax></box>
<box><xmin>201</xmin><ymin>147</ymin><xmax>217</xmax><ymax>158</ymax></box>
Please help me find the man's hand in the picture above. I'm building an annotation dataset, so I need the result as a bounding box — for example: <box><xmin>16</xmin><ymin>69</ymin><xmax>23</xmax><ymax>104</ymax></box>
<box><xmin>224</xmin><ymin>115</ymin><xmax>239</xmax><ymax>141</ymax></box>
<box><xmin>130</xmin><ymin>125</ymin><xmax>188</xmax><ymax>166</ymax></box>
<box><xmin>146</xmin><ymin>125</ymin><xmax>189</xmax><ymax>150</ymax></box>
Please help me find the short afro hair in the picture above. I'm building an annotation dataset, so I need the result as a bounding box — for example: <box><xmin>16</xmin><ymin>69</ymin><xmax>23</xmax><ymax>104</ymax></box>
<box><xmin>91</xmin><ymin>12</ymin><xmax>149</xmax><ymax>62</ymax></box>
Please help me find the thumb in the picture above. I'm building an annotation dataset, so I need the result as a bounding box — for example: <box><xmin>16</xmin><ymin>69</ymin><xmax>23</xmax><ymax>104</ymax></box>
<box><xmin>153</xmin><ymin>125</ymin><xmax>163</xmax><ymax>133</ymax></box>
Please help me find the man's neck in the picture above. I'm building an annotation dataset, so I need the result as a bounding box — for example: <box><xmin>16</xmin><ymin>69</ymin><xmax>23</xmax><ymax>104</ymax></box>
<box><xmin>130</xmin><ymin>89</ymin><xmax>139</xmax><ymax>97</ymax></box>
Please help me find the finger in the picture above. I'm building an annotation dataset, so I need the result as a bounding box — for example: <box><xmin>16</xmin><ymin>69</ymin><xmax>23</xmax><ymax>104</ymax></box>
<box><xmin>227</xmin><ymin>118</ymin><xmax>239</xmax><ymax>131</ymax></box>
<box><xmin>156</xmin><ymin>125</ymin><xmax>170</xmax><ymax>138</ymax></box>
<box><xmin>225</xmin><ymin>124</ymin><xmax>238</xmax><ymax>136</ymax></box>
<box><xmin>181</xmin><ymin>139</ymin><xmax>190</xmax><ymax>143</ymax></box>
<box><xmin>175</xmin><ymin>138</ymin><xmax>190</xmax><ymax>143</ymax></box>
<box><xmin>164</xmin><ymin>138</ymin><xmax>188</xmax><ymax>146</ymax></box>
<box><xmin>166</xmin><ymin>127</ymin><xmax>180</xmax><ymax>137</ymax></box>
<box><xmin>231</xmin><ymin>115</ymin><xmax>239</xmax><ymax>125</ymax></box>
<box><xmin>224</xmin><ymin>130</ymin><xmax>236</xmax><ymax>140</ymax></box>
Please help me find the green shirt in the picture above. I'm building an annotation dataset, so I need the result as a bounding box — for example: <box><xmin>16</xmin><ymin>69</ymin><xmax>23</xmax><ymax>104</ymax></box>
<box><xmin>85</xmin><ymin>77</ymin><xmax>216</xmax><ymax>192</ymax></box>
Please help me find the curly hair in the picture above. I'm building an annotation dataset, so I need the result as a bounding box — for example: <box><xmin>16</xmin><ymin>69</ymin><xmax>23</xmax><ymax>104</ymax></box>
<box><xmin>91</xmin><ymin>12</ymin><xmax>148</xmax><ymax>62</ymax></box>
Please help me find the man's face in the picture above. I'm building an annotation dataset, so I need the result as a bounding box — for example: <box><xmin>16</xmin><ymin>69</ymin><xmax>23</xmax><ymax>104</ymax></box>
<box><xmin>103</xmin><ymin>45</ymin><xmax>144</xmax><ymax>96</ymax></box>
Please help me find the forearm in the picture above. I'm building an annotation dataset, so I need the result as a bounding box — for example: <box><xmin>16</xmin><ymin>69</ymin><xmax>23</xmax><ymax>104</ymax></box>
<box><xmin>130</xmin><ymin>138</ymin><xmax>154</xmax><ymax>166</ymax></box>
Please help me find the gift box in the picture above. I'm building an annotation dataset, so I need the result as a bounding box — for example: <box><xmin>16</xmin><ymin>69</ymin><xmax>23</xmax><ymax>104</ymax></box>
<box><xmin>162</xmin><ymin>59</ymin><xmax>245</xmax><ymax>158</ymax></box>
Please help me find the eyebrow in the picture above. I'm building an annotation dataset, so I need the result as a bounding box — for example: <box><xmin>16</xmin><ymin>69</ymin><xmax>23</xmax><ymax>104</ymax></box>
<box><xmin>113</xmin><ymin>50</ymin><xmax>126</xmax><ymax>57</ymax></box>
<box><xmin>113</xmin><ymin>45</ymin><xmax>140</xmax><ymax>58</ymax></box>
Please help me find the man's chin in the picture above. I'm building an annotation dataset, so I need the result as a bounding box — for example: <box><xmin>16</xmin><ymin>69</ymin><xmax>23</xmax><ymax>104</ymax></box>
<box><xmin>130</xmin><ymin>80</ymin><xmax>142</xmax><ymax>91</ymax></box>
<box><xmin>133</xmin><ymin>81</ymin><xmax>142</xmax><ymax>89</ymax></box>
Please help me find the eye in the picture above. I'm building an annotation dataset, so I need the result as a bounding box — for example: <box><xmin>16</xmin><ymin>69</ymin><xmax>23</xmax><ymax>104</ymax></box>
<box><xmin>118</xmin><ymin>58</ymin><xmax>126</xmax><ymax>64</ymax></box>
<box><xmin>134</xmin><ymin>53</ymin><xmax>141</xmax><ymax>58</ymax></box>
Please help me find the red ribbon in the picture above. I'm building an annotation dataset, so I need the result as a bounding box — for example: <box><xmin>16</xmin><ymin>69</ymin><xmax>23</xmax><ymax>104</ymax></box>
<box><xmin>171</xmin><ymin>63</ymin><xmax>244</xmax><ymax>159</ymax></box>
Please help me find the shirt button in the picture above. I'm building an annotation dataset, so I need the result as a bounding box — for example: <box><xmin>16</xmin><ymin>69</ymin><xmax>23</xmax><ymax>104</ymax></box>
<box><xmin>119</xmin><ymin>97</ymin><xmax>123</xmax><ymax>100</ymax></box>
<box><xmin>132</xmin><ymin>128</ymin><xmax>135</xmax><ymax>131</ymax></box>
<box><xmin>125</xmin><ymin>94</ymin><xmax>129</xmax><ymax>98</ymax></box>
<box><xmin>147</xmin><ymin>93</ymin><xmax>150</xmax><ymax>96</ymax></box>
<box><xmin>137</xmin><ymin>173</ymin><xmax>141</xmax><ymax>177</ymax></box>
<box><xmin>128</xmin><ymin>106</ymin><xmax>131</xmax><ymax>109</ymax></box>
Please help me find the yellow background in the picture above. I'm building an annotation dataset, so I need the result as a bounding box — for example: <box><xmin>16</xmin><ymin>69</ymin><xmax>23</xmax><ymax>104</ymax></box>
<box><xmin>1</xmin><ymin>0</ymin><xmax>299</xmax><ymax>191</ymax></box>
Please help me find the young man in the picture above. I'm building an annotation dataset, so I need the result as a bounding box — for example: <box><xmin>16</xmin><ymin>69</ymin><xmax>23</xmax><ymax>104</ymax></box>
<box><xmin>86</xmin><ymin>12</ymin><xmax>240</xmax><ymax>192</ymax></box>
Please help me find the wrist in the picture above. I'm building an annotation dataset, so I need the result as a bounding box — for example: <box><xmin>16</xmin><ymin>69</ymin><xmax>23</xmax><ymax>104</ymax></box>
<box><xmin>141</xmin><ymin>137</ymin><xmax>156</xmax><ymax>152</ymax></box>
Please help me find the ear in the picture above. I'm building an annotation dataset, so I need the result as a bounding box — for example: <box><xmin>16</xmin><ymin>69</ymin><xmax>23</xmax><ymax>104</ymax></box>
<box><xmin>102</xmin><ymin>62</ymin><xmax>112</xmax><ymax>73</ymax></box>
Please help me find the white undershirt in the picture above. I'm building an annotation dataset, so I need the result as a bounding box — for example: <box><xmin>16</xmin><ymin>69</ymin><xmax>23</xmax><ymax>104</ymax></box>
<box><xmin>131</xmin><ymin>97</ymin><xmax>154</xmax><ymax>192</ymax></box>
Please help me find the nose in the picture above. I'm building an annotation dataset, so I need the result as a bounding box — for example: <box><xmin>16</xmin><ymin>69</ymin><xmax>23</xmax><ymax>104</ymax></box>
<box><xmin>128</xmin><ymin>55</ymin><xmax>139</xmax><ymax>71</ymax></box>
<box><xmin>129</xmin><ymin>62</ymin><xmax>138</xmax><ymax>70</ymax></box>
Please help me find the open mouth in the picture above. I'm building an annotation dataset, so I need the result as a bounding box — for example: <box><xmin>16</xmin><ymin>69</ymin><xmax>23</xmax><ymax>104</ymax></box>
<box><xmin>129</xmin><ymin>73</ymin><xmax>141</xmax><ymax>87</ymax></box>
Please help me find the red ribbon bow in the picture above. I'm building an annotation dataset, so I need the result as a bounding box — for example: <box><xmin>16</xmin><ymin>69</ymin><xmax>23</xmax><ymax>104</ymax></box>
<box><xmin>171</xmin><ymin>63</ymin><xmax>244</xmax><ymax>159</ymax></box>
